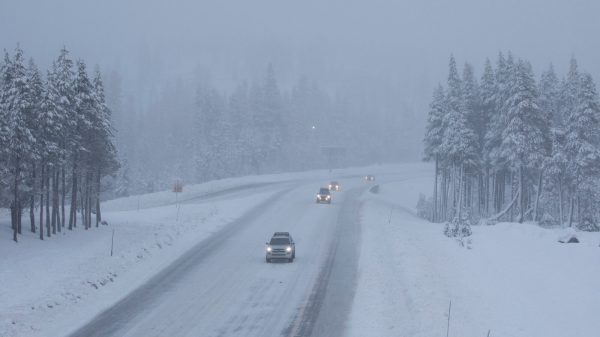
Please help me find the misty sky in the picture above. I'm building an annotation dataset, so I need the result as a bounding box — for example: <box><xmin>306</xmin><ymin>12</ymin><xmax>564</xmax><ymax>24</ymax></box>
<box><xmin>2</xmin><ymin>0</ymin><xmax>600</xmax><ymax>112</ymax></box>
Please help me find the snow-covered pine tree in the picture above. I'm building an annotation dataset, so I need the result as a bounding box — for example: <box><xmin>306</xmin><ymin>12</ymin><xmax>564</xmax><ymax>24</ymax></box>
<box><xmin>499</xmin><ymin>59</ymin><xmax>549</xmax><ymax>223</ymax></box>
<box><xmin>228</xmin><ymin>81</ymin><xmax>252</xmax><ymax>175</ymax></box>
<box><xmin>0</xmin><ymin>47</ymin><xmax>36</xmax><ymax>241</ymax></box>
<box><xmin>563</xmin><ymin>72</ymin><xmax>600</xmax><ymax>228</ymax></box>
<box><xmin>194</xmin><ymin>84</ymin><xmax>228</xmax><ymax>181</ymax></box>
<box><xmin>441</xmin><ymin>55</ymin><xmax>478</xmax><ymax>218</ymax></box>
<box><xmin>248</xmin><ymin>81</ymin><xmax>266</xmax><ymax>174</ymax></box>
<box><xmin>479</xmin><ymin>58</ymin><xmax>496</xmax><ymax>215</ymax></box>
<box><xmin>539</xmin><ymin>64</ymin><xmax>561</xmax><ymax>127</ymax></box>
<box><xmin>261</xmin><ymin>63</ymin><xmax>284</xmax><ymax>170</ymax></box>
<box><xmin>39</xmin><ymin>67</ymin><xmax>65</xmax><ymax>238</ymax></box>
<box><xmin>92</xmin><ymin>69</ymin><xmax>119</xmax><ymax>227</ymax></box>
<box><xmin>424</xmin><ymin>84</ymin><xmax>446</xmax><ymax>221</ymax></box>
<box><xmin>461</xmin><ymin>62</ymin><xmax>482</xmax><ymax>212</ymax></box>
<box><xmin>538</xmin><ymin>64</ymin><xmax>562</xmax><ymax>222</ymax></box>
<box><xmin>24</xmin><ymin>58</ymin><xmax>44</xmax><ymax>234</ymax></box>
<box><xmin>51</xmin><ymin>47</ymin><xmax>76</xmax><ymax>230</ymax></box>
<box><xmin>73</xmin><ymin>59</ymin><xmax>97</xmax><ymax>229</ymax></box>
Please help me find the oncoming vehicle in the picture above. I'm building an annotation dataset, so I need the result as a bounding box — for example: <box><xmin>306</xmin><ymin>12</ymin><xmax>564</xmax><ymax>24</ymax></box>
<box><xmin>364</xmin><ymin>175</ymin><xmax>375</xmax><ymax>181</ymax></box>
<box><xmin>316</xmin><ymin>187</ymin><xmax>332</xmax><ymax>204</ymax></box>
<box><xmin>265</xmin><ymin>232</ymin><xmax>295</xmax><ymax>263</ymax></box>
<box><xmin>328</xmin><ymin>181</ymin><xmax>340</xmax><ymax>191</ymax></box>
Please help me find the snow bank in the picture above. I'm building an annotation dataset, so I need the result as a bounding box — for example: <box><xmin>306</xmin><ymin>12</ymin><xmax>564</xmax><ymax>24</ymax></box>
<box><xmin>350</xmin><ymin>177</ymin><xmax>600</xmax><ymax>337</ymax></box>
<box><xmin>0</xmin><ymin>189</ymin><xmax>279</xmax><ymax>337</ymax></box>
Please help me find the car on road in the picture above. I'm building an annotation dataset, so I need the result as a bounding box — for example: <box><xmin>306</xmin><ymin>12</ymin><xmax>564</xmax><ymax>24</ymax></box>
<box><xmin>266</xmin><ymin>232</ymin><xmax>295</xmax><ymax>262</ymax></box>
<box><xmin>316</xmin><ymin>187</ymin><xmax>332</xmax><ymax>204</ymax></box>
<box><xmin>364</xmin><ymin>175</ymin><xmax>375</xmax><ymax>181</ymax></box>
<box><xmin>328</xmin><ymin>181</ymin><xmax>341</xmax><ymax>191</ymax></box>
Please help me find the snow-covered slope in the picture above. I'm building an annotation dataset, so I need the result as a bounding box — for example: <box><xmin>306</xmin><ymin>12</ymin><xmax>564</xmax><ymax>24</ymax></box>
<box><xmin>350</xmin><ymin>176</ymin><xmax>600</xmax><ymax>337</ymax></box>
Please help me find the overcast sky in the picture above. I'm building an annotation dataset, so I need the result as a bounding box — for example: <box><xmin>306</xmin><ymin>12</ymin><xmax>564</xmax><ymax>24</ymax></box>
<box><xmin>2</xmin><ymin>0</ymin><xmax>599</xmax><ymax>108</ymax></box>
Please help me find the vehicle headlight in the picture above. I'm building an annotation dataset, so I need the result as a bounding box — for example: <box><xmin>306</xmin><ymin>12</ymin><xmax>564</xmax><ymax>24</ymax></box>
<box><xmin>267</xmin><ymin>246</ymin><xmax>272</xmax><ymax>252</ymax></box>
<box><xmin>286</xmin><ymin>246</ymin><xmax>292</xmax><ymax>252</ymax></box>
<box><xmin>326</xmin><ymin>195</ymin><xmax>331</xmax><ymax>199</ymax></box>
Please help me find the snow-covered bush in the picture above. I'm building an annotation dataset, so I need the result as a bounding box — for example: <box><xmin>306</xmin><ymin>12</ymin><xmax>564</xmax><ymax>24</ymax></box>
<box><xmin>416</xmin><ymin>194</ymin><xmax>433</xmax><ymax>221</ymax></box>
<box><xmin>577</xmin><ymin>217</ymin><xmax>600</xmax><ymax>232</ymax></box>
<box><xmin>444</xmin><ymin>210</ymin><xmax>472</xmax><ymax>238</ymax></box>
<box><xmin>539</xmin><ymin>212</ymin><xmax>557</xmax><ymax>227</ymax></box>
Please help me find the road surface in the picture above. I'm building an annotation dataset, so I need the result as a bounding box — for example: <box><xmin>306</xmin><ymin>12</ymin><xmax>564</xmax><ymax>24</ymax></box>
<box><xmin>67</xmin><ymin>178</ymin><xmax>367</xmax><ymax>337</ymax></box>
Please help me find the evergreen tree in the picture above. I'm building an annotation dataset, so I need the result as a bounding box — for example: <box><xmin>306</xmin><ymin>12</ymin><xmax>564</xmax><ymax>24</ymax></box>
<box><xmin>424</xmin><ymin>84</ymin><xmax>446</xmax><ymax>221</ymax></box>
<box><xmin>498</xmin><ymin>60</ymin><xmax>549</xmax><ymax>222</ymax></box>
<box><xmin>0</xmin><ymin>46</ymin><xmax>35</xmax><ymax>241</ymax></box>
<box><xmin>24</xmin><ymin>59</ymin><xmax>44</xmax><ymax>234</ymax></box>
<box><xmin>261</xmin><ymin>63</ymin><xmax>284</xmax><ymax>168</ymax></box>
<box><xmin>441</xmin><ymin>56</ymin><xmax>478</xmax><ymax>168</ymax></box>
<box><xmin>539</xmin><ymin>64</ymin><xmax>561</xmax><ymax>127</ymax></box>
<box><xmin>564</xmin><ymin>73</ymin><xmax>600</xmax><ymax>227</ymax></box>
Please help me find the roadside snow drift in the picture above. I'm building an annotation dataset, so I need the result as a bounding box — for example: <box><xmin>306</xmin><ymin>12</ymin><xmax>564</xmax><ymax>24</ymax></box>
<box><xmin>350</xmin><ymin>176</ymin><xmax>600</xmax><ymax>337</ymax></box>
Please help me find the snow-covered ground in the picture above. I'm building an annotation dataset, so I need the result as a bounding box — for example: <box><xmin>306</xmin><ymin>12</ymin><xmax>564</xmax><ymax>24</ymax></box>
<box><xmin>3</xmin><ymin>162</ymin><xmax>598</xmax><ymax>337</ymax></box>
<box><xmin>0</xmin><ymin>188</ymin><xmax>284</xmax><ymax>337</ymax></box>
<box><xmin>0</xmin><ymin>163</ymin><xmax>417</xmax><ymax>337</ymax></box>
<box><xmin>350</xmin><ymin>174</ymin><xmax>600</xmax><ymax>337</ymax></box>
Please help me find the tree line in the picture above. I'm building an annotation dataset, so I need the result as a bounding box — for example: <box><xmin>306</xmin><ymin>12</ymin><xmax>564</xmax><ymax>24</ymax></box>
<box><xmin>423</xmin><ymin>53</ymin><xmax>600</xmax><ymax>230</ymax></box>
<box><xmin>110</xmin><ymin>63</ymin><xmax>410</xmax><ymax>196</ymax></box>
<box><xmin>0</xmin><ymin>46</ymin><xmax>119</xmax><ymax>242</ymax></box>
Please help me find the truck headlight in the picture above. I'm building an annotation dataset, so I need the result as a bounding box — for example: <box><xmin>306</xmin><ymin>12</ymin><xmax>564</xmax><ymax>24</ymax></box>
<box><xmin>286</xmin><ymin>246</ymin><xmax>292</xmax><ymax>252</ymax></box>
<box><xmin>267</xmin><ymin>246</ymin><xmax>272</xmax><ymax>252</ymax></box>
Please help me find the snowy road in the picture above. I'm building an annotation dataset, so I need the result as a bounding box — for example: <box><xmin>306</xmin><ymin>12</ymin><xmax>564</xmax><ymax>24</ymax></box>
<box><xmin>67</xmin><ymin>179</ymin><xmax>369</xmax><ymax>337</ymax></box>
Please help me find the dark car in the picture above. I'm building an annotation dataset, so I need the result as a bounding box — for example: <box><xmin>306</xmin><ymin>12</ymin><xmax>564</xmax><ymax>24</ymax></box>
<box><xmin>328</xmin><ymin>181</ymin><xmax>340</xmax><ymax>191</ymax></box>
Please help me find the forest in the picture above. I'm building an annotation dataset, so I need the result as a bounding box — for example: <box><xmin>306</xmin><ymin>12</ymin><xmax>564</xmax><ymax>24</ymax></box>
<box><xmin>1</xmin><ymin>44</ymin><xmax>414</xmax><ymax>242</ymax></box>
<box><xmin>0</xmin><ymin>46</ymin><xmax>118</xmax><ymax>242</ymax></box>
<box><xmin>422</xmin><ymin>53</ymin><xmax>600</xmax><ymax>231</ymax></box>
<box><xmin>107</xmin><ymin>61</ymin><xmax>414</xmax><ymax>197</ymax></box>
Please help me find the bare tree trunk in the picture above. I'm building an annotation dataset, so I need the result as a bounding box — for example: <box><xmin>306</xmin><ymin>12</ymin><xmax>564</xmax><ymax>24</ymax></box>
<box><xmin>51</xmin><ymin>167</ymin><xmax>57</xmax><ymax>235</ymax></box>
<box><xmin>568</xmin><ymin>195</ymin><xmax>575</xmax><ymax>228</ymax></box>
<box><xmin>69</xmin><ymin>161</ymin><xmax>78</xmax><ymax>230</ymax></box>
<box><xmin>433</xmin><ymin>156</ymin><xmax>439</xmax><ymax>222</ymax></box>
<box><xmin>30</xmin><ymin>164</ymin><xmax>36</xmax><ymax>233</ymax></box>
<box><xmin>39</xmin><ymin>165</ymin><xmax>44</xmax><ymax>240</ymax></box>
<box><xmin>81</xmin><ymin>177</ymin><xmax>87</xmax><ymax>229</ymax></box>
<box><xmin>457</xmin><ymin>165</ymin><xmax>464</xmax><ymax>219</ymax></box>
<box><xmin>17</xmin><ymin>201</ymin><xmax>22</xmax><ymax>235</ymax></box>
<box><xmin>45</xmin><ymin>167</ymin><xmax>51</xmax><ymax>238</ymax></box>
<box><xmin>518</xmin><ymin>166</ymin><xmax>525</xmax><ymax>224</ymax></box>
<box><xmin>533</xmin><ymin>170</ymin><xmax>543</xmax><ymax>222</ymax></box>
<box><xmin>96</xmin><ymin>170</ymin><xmax>102</xmax><ymax>227</ymax></box>
<box><xmin>576</xmin><ymin>196</ymin><xmax>581</xmax><ymax>225</ymax></box>
<box><xmin>87</xmin><ymin>174</ymin><xmax>92</xmax><ymax>229</ymax></box>
<box><xmin>61</xmin><ymin>166</ymin><xmax>66</xmax><ymax>229</ymax></box>
<box><xmin>488</xmin><ymin>189</ymin><xmax>520</xmax><ymax>221</ymax></box>
<box><xmin>12</xmin><ymin>157</ymin><xmax>20</xmax><ymax>242</ymax></box>
<box><xmin>509</xmin><ymin>172</ymin><xmax>514</xmax><ymax>222</ymax></box>
<box><xmin>54</xmin><ymin>170</ymin><xmax>61</xmax><ymax>233</ymax></box>
<box><xmin>558</xmin><ymin>177</ymin><xmax>564</xmax><ymax>226</ymax></box>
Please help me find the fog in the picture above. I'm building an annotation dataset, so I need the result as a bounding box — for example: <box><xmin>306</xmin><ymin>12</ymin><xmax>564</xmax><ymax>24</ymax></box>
<box><xmin>2</xmin><ymin>0</ymin><xmax>599</xmax><ymax>191</ymax></box>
